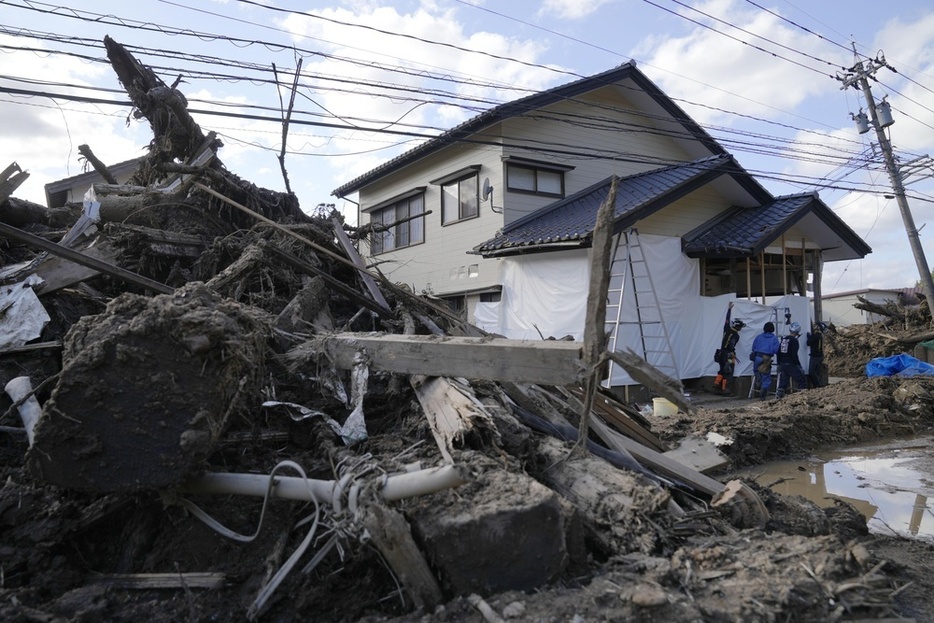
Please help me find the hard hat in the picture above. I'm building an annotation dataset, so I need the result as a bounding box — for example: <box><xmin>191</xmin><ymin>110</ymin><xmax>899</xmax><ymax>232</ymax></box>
<box><xmin>789</xmin><ymin>321</ymin><xmax>801</xmax><ymax>334</ymax></box>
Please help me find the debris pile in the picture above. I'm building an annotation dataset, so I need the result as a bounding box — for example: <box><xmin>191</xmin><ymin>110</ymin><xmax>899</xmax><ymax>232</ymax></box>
<box><xmin>1</xmin><ymin>37</ymin><xmax>932</xmax><ymax>622</ymax></box>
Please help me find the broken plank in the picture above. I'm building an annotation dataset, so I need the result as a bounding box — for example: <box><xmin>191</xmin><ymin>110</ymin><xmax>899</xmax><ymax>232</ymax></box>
<box><xmin>0</xmin><ymin>340</ymin><xmax>62</xmax><ymax>355</ymax></box>
<box><xmin>361</xmin><ymin>500</ymin><xmax>443</xmax><ymax>611</ymax></box>
<box><xmin>563</xmin><ymin>386</ymin><xmax>666</xmax><ymax>452</ymax></box>
<box><xmin>411</xmin><ymin>375</ymin><xmax>495</xmax><ymax>463</ymax></box>
<box><xmin>90</xmin><ymin>573</ymin><xmax>226</xmax><ymax>589</ymax></box>
<box><xmin>661</xmin><ymin>436</ymin><xmax>729</xmax><ymax>474</ymax></box>
<box><xmin>32</xmin><ymin>240</ymin><xmax>120</xmax><ymax>294</ymax></box>
<box><xmin>315</xmin><ymin>332</ymin><xmax>583</xmax><ymax>385</ymax></box>
<box><xmin>581</xmin><ymin>415</ymin><xmax>726</xmax><ymax>497</ymax></box>
<box><xmin>0</xmin><ymin>161</ymin><xmax>29</xmax><ymax>203</ymax></box>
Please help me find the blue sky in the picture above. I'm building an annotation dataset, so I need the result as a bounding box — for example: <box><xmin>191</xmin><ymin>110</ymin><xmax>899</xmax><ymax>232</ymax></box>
<box><xmin>2</xmin><ymin>0</ymin><xmax>934</xmax><ymax>295</ymax></box>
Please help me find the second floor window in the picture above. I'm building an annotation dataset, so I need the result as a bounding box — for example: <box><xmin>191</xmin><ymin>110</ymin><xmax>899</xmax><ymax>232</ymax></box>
<box><xmin>506</xmin><ymin>162</ymin><xmax>564</xmax><ymax>197</ymax></box>
<box><xmin>441</xmin><ymin>172</ymin><xmax>479</xmax><ymax>225</ymax></box>
<box><xmin>370</xmin><ymin>193</ymin><xmax>425</xmax><ymax>254</ymax></box>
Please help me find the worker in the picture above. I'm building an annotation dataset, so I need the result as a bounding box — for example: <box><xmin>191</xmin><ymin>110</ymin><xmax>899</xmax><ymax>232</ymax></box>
<box><xmin>806</xmin><ymin>322</ymin><xmax>827</xmax><ymax>388</ymax></box>
<box><xmin>775</xmin><ymin>322</ymin><xmax>808</xmax><ymax>399</ymax></box>
<box><xmin>751</xmin><ymin>321</ymin><xmax>780</xmax><ymax>401</ymax></box>
<box><xmin>713</xmin><ymin>301</ymin><xmax>745</xmax><ymax>395</ymax></box>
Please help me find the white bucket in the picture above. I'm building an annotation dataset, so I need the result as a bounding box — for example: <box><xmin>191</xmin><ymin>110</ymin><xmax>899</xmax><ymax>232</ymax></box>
<box><xmin>652</xmin><ymin>397</ymin><xmax>678</xmax><ymax>417</ymax></box>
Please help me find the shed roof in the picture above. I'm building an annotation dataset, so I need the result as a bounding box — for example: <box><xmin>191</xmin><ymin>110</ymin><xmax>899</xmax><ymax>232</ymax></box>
<box><xmin>682</xmin><ymin>192</ymin><xmax>871</xmax><ymax>261</ymax></box>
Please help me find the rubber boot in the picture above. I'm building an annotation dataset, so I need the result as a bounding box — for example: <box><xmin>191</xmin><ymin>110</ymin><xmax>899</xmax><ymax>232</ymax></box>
<box><xmin>759</xmin><ymin>387</ymin><xmax>767</xmax><ymax>401</ymax></box>
<box><xmin>712</xmin><ymin>375</ymin><xmax>724</xmax><ymax>394</ymax></box>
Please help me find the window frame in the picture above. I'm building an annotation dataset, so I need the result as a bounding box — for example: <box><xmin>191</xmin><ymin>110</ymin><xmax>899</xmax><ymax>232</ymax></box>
<box><xmin>431</xmin><ymin>165</ymin><xmax>482</xmax><ymax>226</ymax></box>
<box><xmin>503</xmin><ymin>157</ymin><xmax>573</xmax><ymax>199</ymax></box>
<box><xmin>440</xmin><ymin>172</ymin><xmax>479</xmax><ymax>225</ymax></box>
<box><xmin>368</xmin><ymin>191</ymin><xmax>426</xmax><ymax>255</ymax></box>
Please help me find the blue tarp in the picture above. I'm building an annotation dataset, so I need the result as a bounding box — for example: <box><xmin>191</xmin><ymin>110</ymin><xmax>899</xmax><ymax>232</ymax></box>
<box><xmin>865</xmin><ymin>354</ymin><xmax>934</xmax><ymax>377</ymax></box>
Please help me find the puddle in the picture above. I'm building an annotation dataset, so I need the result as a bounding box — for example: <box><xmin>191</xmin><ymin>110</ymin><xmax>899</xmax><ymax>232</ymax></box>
<box><xmin>737</xmin><ymin>435</ymin><xmax>934</xmax><ymax>541</ymax></box>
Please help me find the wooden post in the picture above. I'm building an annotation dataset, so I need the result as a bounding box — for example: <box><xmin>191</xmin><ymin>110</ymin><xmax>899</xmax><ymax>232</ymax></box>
<box><xmin>759</xmin><ymin>252</ymin><xmax>766</xmax><ymax>304</ymax></box>
<box><xmin>813</xmin><ymin>250</ymin><xmax>823</xmax><ymax>321</ymax></box>
<box><xmin>801</xmin><ymin>237</ymin><xmax>807</xmax><ymax>297</ymax></box>
<box><xmin>746</xmin><ymin>257</ymin><xmax>752</xmax><ymax>300</ymax></box>
<box><xmin>781</xmin><ymin>234</ymin><xmax>787</xmax><ymax>295</ymax></box>
<box><xmin>573</xmin><ymin>177</ymin><xmax>618</xmax><ymax>457</ymax></box>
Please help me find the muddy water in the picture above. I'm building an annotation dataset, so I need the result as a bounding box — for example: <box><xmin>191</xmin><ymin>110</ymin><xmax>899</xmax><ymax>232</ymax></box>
<box><xmin>738</xmin><ymin>435</ymin><xmax>934</xmax><ymax>541</ymax></box>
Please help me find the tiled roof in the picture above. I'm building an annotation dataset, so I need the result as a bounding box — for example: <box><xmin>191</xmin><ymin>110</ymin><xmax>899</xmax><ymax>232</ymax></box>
<box><xmin>682</xmin><ymin>192</ymin><xmax>870</xmax><ymax>259</ymax></box>
<box><xmin>681</xmin><ymin>193</ymin><xmax>817</xmax><ymax>257</ymax></box>
<box><xmin>473</xmin><ymin>155</ymin><xmax>734</xmax><ymax>256</ymax></box>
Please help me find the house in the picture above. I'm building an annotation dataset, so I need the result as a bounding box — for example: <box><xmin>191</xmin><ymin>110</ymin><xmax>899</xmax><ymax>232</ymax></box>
<box><xmin>822</xmin><ymin>287</ymin><xmax>921</xmax><ymax>326</ymax></box>
<box><xmin>44</xmin><ymin>158</ymin><xmax>140</xmax><ymax>208</ymax></box>
<box><xmin>332</xmin><ymin>62</ymin><xmax>871</xmax><ymax>386</ymax></box>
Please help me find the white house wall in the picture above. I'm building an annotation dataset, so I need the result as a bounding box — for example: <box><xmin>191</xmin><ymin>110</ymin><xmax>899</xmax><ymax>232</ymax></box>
<box><xmin>634</xmin><ymin>186</ymin><xmax>735</xmax><ymax>237</ymax></box>
<box><xmin>355</xmin><ymin>83</ymin><xmax>715</xmax><ymax>304</ymax></box>
<box><xmin>358</xmin><ymin>133</ymin><xmax>506</xmax><ymax>298</ymax></box>
<box><xmin>501</xmin><ymin>89</ymin><xmax>695</xmax><ymax>225</ymax></box>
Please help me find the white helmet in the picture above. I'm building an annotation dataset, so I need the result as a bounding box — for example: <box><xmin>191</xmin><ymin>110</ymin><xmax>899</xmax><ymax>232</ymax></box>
<box><xmin>789</xmin><ymin>321</ymin><xmax>801</xmax><ymax>335</ymax></box>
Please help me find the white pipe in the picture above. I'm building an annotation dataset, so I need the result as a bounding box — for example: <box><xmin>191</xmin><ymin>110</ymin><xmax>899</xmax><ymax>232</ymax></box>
<box><xmin>379</xmin><ymin>464</ymin><xmax>467</xmax><ymax>501</ymax></box>
<box><xmin>180</xmin><ymin>464</ymin><xmax>467</xmax><ymax>504</ymax></box>
<box><xmin>4</xmin><ymin>376</ymin><xmax>41</xmax><ymax>446</ymax></box>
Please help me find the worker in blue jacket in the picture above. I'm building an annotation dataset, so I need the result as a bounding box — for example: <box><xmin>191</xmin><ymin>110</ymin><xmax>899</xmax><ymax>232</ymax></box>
<box><xmin>751</xmin><ymin>322</ymin><xmax>780</xmax><ymax>401</ymax></box>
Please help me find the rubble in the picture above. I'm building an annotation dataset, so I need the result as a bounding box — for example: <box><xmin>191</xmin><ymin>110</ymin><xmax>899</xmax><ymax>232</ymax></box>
<box><xmin>1</xmin><ymin>36</ymin><xmax>933</xmax><ymax>623</ymax></box>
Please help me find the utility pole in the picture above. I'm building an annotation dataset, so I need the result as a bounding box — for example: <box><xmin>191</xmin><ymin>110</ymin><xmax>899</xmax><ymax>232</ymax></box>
<box><xmin>837</xmin><ymin>45</ymin><xmax>934</xmax><ymax>304</ymax></box>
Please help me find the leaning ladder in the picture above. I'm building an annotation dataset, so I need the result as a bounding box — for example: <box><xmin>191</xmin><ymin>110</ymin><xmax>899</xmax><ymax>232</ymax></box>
<box><xmin>603</xmin><ymin>229</ymin><xmax>679</xmax><ymax>387</ymax></box>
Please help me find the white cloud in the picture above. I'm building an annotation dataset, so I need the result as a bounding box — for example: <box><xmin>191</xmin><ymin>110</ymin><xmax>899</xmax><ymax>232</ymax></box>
<box><xmin>274</xmin><ymin>3</ymin><xmax>558</xmax><ymax>193</ymax></box>
<box><xmin>539</xmin><ymin>0</ymin><xmax>613</xmax><ymax>20</ymax></box>
<box><xmin>638</xmin><ymin>0</ymin><xmax>833</xmax><ymax>125</ymax></box>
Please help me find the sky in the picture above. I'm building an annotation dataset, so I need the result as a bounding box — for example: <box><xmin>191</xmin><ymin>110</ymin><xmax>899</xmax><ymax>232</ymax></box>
<box><xmin>2</xmin><ymin>0</ymin><xmax>934</xmax><ymax>295</ymax></box>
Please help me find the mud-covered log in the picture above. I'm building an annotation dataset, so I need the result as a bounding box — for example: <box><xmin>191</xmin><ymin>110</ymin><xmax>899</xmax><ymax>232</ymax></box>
<box><xmin>533</xmin><ymin>436</ymin><xmax>672</xmax><ymax>556</ymax></box>
<box><xmin>26</xmin><ymin>282</ymin><xmax>269</xmax><ymax>492</ymax></box>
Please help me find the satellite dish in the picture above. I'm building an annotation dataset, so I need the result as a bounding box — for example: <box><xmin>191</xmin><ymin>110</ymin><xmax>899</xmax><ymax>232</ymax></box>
<box><xmin>482</xmin><ymin>177</ymin><xmax>493</xmax><ymax>202</ymax></box>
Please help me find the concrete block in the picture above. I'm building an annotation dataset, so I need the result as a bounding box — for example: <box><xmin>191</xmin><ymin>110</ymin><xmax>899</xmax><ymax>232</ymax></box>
<box><xmin>410</xmin><ymin>468</ymin><xmax>567</xmax><ymax>596</ymax></box>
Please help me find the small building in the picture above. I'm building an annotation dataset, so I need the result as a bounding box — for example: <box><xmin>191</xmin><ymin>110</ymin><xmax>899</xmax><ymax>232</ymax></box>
<box><xmin>821</xmin><ymin>287</ymin><xmax>921</xmax><ymax>326</ymax></box>
<box><xmin>44</xmin><ymin>158</ymin><xmax>140</xmax><ymax>208</ymax></box>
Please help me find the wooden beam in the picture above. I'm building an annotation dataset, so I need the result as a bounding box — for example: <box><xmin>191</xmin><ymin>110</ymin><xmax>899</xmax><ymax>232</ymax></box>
<box><xmin>263</xmin><ymin>244</ymin><xmax>391</xmax><ymax>318</ymax></box>
<box><xmin>89</xmin><ymin>572</ymin><xmax>226</xmax><ymax>589</ymax></box>
<box><xmin>575</xmin><ymin>176</ymin><xmax>618</xmax><ymax>455</ymax></box>
<box><xmin>0</xmin><ymin>221</ymin><xmax>173</xmax><ymax>294</ymax></box>
<box><xmin>313</xmin><ymin>332</ymin><xmax>583</xmax><ymax>385</ymax></box>
<box><xmin>331</xmin><ymin>216</ymin><xmax>390</xmax><ymax>311</ymax></box>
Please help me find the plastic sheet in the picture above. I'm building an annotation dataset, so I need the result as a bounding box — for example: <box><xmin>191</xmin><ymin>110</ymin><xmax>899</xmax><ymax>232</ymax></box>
<box><xmin>865</xmin><ymin>354</ymin><xmax>934</xmax><ymax>377</ymax></box>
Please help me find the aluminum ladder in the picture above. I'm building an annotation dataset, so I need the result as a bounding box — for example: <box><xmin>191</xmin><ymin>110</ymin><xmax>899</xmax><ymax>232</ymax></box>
<box><xmin>603</xmin><ymin>229</ymin><xmax>679</xmax><ymax>386</ymax></box>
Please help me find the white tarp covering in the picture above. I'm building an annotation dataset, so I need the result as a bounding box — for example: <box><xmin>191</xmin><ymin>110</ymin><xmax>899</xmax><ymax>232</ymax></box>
<box><xmin>0</xmin><ymin>275</ymin><xmax>50</xmax><ymax>349</ymax></box>
<box><xmin>474</xmin><ymin>233</ymin><xmax>812</xmax><ymax>386</ymax></box>
<box><xmin>490</xmin><ymin>249</ymin><xmax>589</xmax><ymax>341</ymax></box>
